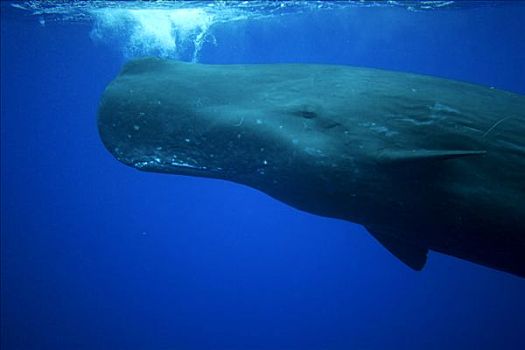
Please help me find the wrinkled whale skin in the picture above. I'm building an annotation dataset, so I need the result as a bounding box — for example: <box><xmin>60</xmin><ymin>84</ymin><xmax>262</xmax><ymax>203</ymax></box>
<box><xmin>98</xmin><ymin>58</ymin><xmax>525</xmax><ymax>277</ymax></box>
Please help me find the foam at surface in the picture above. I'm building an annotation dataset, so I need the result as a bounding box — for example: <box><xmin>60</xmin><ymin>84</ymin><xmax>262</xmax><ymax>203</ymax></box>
<box><xmin>9</xmin><ymin>0</ymin><xmax>499</xmax><ymax>62</ymax></box>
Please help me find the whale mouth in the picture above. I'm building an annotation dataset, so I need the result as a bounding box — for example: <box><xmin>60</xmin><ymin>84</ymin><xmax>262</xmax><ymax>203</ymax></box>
<box><xmin>133</xmin><ymin>157</ymin><xmax>206</xmax><ymax>171</ymax></box>
<box><xmin>129</xmin><ymin>155</ymin><xmax>224</xmax><ymax>178</ymax></box>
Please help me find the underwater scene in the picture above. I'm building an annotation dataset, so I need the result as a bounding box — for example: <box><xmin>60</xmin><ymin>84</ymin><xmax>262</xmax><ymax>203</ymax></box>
<box><xmin>1</xmin><ymin>1</ymin><xmax>524</xmax><ymax>349</ymax></box>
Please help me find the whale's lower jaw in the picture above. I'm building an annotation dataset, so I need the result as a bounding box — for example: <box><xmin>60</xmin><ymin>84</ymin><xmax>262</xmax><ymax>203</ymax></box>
<box><xmin>121</xmin><ymin>156</ymin><xmax>225</xmax><ymax>179</ymax></box>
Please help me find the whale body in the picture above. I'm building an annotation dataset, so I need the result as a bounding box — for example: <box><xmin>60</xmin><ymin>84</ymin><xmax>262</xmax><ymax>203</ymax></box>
<box><xmin>98</xmin><ymin>58</ymin><xmax>525</xmax><ymax>277</ymax></box>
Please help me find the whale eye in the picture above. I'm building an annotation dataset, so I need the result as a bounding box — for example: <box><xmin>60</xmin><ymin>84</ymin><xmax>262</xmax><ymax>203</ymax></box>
<box><xmin>297</xmin><ymin>109</ymin><xmax>317</xmax><ymax>119</ymax></box>
<box><xmin>287</xmin><ymin>104</ymin><xmax>341</xmax><ymax>131</ymax></box>
<box><xmin>291</xmin><ymin>106</ymin><xmax>342</xmax><ymax>130</ymax></box>
<box><xmin>290</xmin><ymin>105</ymin><xmax>319</xmax><ymax>119</ymax></box>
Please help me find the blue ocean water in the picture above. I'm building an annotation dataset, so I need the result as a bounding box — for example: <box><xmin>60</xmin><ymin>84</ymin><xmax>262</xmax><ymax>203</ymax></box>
<box><xmin>1</xmin><ymin>1</ymin><xmax>524</xmax><ymax>349</ymax></box>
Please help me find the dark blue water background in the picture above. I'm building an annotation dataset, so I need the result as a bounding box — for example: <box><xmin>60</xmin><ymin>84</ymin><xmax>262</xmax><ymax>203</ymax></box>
<box><xmin>1</xmin><ymin>1</ymin><xmax>525</xmax><ymax>349</ymax></box>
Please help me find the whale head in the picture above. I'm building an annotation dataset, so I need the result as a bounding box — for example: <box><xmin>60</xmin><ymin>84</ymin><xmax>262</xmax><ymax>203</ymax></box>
<box><xmin>97</xmin><ymin>59</ymin><xmax>354</xmax><ymax>197</ymax></box>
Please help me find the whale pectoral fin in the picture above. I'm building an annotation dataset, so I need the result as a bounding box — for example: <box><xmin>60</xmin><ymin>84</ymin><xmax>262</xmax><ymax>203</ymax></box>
<box><xmin>377</xmin><ymin>149</ymin><xmax>487</xmax><ymax>164</ymax></box>
<box><xmin>366</xmin><ymin>226</ymin><xmax>428</xmax><ymax>271</ymax></box>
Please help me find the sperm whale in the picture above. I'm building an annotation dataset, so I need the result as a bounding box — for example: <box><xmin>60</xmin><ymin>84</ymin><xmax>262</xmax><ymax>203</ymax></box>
<box><xmin>98</xmin><ymin>58</ymin><xmax>525</xmax><ymax>277</ymax></box>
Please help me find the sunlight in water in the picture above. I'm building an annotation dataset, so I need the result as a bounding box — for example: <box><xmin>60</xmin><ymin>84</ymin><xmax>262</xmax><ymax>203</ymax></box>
<box><xmin>8</xmin><ymin>0</ymin><xmax>475</xmax><ymax>62</ymax></box>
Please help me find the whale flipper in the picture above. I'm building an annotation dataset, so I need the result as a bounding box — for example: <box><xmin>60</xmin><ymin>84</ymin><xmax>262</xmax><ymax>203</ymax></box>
<box><xmin>367</xmin><ymin>226</ymin><xmax>429</xmax><ymax>271</ymax></box>
<box><xmin>377</xmin><ymin>149</ymin><xmax>487</xmax><ymax>164</ymax></box>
